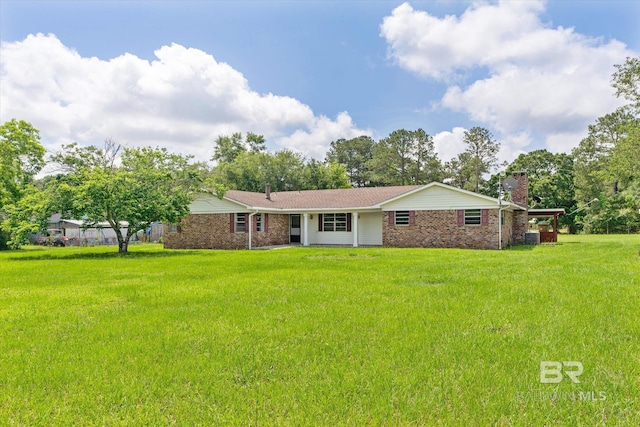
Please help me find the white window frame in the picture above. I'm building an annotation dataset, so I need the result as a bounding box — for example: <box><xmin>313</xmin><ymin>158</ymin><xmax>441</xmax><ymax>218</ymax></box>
<box><xmin>395</xmin><ymin>211</ymin><xmax>410</xmax><ymax>226</ymax></box>
<box><xmin>255</xmin><ymin>213</ymin><xmax>263</xmax><ymax>232</ymax></box>
<box><xmin>235</xmin><ymin>213</ymin><xmax>246</xmax><ymax>233</ymax></box>
<box><xmin>464</xmin><ymin>209</ymin><xmax>482</xmax><ymax>226</ymax></box>
<box><xmin>323</xmin><ymin>213</ymin><xmax>347</xmax><ymax>232</ymax></box>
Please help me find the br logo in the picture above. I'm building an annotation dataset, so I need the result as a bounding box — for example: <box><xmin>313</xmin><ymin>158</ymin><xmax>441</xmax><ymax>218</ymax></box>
<box><xmin>540</xmin><ymin>361</ymin><xmax>583</xmax><ymax>384</ymax></box>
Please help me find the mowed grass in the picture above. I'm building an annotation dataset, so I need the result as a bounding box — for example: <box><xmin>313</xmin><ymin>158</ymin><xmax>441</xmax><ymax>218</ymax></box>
<box><xmin>1</xmin><ymin>235</ymin><xmax>639</xmax><ymax>426</ymax></box>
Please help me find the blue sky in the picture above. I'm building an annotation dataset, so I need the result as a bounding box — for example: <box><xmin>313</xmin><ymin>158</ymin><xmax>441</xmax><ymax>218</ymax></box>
<box><xmin>1</xmin><ymin>1</ymin><xmax>639</xmax><ymax>164</ymax></box>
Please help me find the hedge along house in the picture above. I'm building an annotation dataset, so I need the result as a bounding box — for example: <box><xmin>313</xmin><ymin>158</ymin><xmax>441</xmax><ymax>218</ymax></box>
<box><xmin>164</xmin><ymin>173</ymin><xmax>529</xmax><ymax>250</ymax></box>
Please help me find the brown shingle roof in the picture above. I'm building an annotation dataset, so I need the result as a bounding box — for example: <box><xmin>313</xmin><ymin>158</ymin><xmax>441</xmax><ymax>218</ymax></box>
<box><xmin>224</xmin><ymin>186</ymin><xmax>423</xmax><ymax>210</ymax></box>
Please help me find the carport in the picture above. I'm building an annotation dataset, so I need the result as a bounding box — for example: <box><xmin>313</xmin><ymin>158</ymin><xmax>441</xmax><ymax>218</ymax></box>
<box><xmin>527</xmin><ymin>208</ymin><xmax>565</xmax><ymax>243</ymax></box>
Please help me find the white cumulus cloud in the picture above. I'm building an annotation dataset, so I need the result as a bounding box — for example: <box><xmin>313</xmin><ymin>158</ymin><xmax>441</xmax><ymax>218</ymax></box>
<box><xmin>433</xmin><ymin>127</ymin><xmax>466</xmax><ymax>162</ymax></box>
<box><xmin>0</xmin><ymin>34</ymin><xmax>369</xmax><ymax>160</ymax></box>
<box><xmin>381</xmin><ymin>1</ymin><xmax>636</xmax><ymax>157</ymax></box>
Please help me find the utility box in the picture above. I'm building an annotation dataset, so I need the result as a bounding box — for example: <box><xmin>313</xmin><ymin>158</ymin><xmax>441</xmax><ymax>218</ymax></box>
<box><xmin>525</xmin><ymin>232</ymin><xmax>540</xmax><ymax>245</ymax></box>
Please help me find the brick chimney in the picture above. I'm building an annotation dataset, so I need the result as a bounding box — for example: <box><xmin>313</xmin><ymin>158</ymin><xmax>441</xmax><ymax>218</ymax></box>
<box><xmin>511</xmin><ymin>171</ymin><xmax>528</xmax><ymax>208</ymax></box>
<box><xmin>511</xmin><ymin>171</ymin><xmax>529</xmax><ymax>245</ymax></box>
<box><xmin>265</xmin><ymin>183</ymin><xmax>271</xmax><ymax>200</ymax></box>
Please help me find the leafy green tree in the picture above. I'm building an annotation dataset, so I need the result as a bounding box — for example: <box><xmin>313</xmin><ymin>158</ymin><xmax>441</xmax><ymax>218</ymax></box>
<box><xmin>609</xmin><ymin>57</ymin><xmax>640</xmax><ymax>210</ymax></box>
<box><xmin>213</xmin><ymin>149</ymin><xmax>349</xmax><ymax>192</ymax></box>
<box><xmin>579</xmin><ymin>193</ymin><xmax>640</xmax><ymax>234</ymax></box>
<box><xmin>409</xmin><ymin>128</ymin><xmax>442</xmax><ymax>184</ymax></box>
<box><xmin>612</xmin><ymin>56</ymin><xmax>640</xmax><ymax>113</ymax></box>
<box><xmin>246</xmin><ymin>132</ymin><xmax>266</xmax><ymax>153</ymax></box>
<box><xmin>302</xmin><ymin>160</ymin><xmax>350</xmax><ymax>190</ymax></box>
<box><xmin>487</xmin><ymin>149</ymin><xmax>577</xmax><ymax>230</ymax></box>
<box><xmin>370</xmin><ymin>129</ymin><xmax>414</xmax><ymax>185</ymax></box>
<box><xmin>610</xmin><ymin>124</ymin><xmax>640</xmax><ymax>188</ymax></box>
<box><xmin>213</xmin><ymin>151</ymin><xmax>268</xmax><ymax>193</ymax></box>
<box><xmin>462</xmin><ymin>127</ymin><xmax>500</xmax><ymax>193</ymax></box>
<box><xmin>572</xmin><ymin>109</ymin><xmax>637</xmax><ymax>203</ymax></box>
<box><xmin>265</xmin><ymin>150</ymin><xmax>306</xmax><ymax>191</ymax></box>
<box><xmin>48</xmin><ymin>142</ymin><xmax>107</xmax><ymax>174</ymax></box>
<box><xmin>325</xmin><ymin>136</ymin><xmax>375</xmax><ymax>187</ymax></box>
<box><xmin>369</xmin><ymin>129</ymin><xmax>442</xmax><ymax>186</ymax></box>
<box><xmin>0</xmin><ymin>119</ymin><xmax>46</xmax><ymax>249</ymax></box>
<box><xmin>212</xmin><ymin>133</ymin><xmax>246</xmax><ymax>164</ymax></box>
<box><xmin>1</xmin><ymin>185</ymin><xmax>52</xmax><ymax>248</ymax></box>
<box><xmin>212</xmin><ymin>132</ymin><xmax>267</xmax><ymax>164</ymax></box>
<box><xmin>571</xmin><ymin>57</ymin><xmax>640</xmax><ymax>233</ymax></box>
<box><xmin>52</xmin><ymin>140</ymin><xmax>201</xmax><ymax>253</ymax></box>
<box><xmin>0</xmin><ymin>119</ymin><xmax>45</xmax><ymax>206</ymax></box>
<box><xmin>444</xmin><ymin>152</ymin><xmax>475</xmax><ymax>190</ymax></box>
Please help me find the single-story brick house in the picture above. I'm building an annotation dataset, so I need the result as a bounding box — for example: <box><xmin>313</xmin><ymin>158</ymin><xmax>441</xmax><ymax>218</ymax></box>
<box><xmin>164</xmin><ymin>172</ymin><xmax>529</xmax><ymax>250</ymax></box>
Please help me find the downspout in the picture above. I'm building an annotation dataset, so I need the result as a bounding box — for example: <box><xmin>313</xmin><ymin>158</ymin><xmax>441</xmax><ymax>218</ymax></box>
<box><xmin>498</xmin><ymin>197</ymin><xmax>503</xmax><ymax>250</ymax></box>
<box><xmin>248</xmin><ymin>211</ymin><xmax>258</xmax><ymax>250</ymax></box>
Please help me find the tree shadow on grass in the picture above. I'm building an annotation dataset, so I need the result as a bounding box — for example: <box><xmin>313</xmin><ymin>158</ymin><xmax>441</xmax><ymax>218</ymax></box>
<box><xmin>501</xmin><ymin>244</ymin><xmax>537</xmax><ymax>251</ymax></box>
<box><xmin>7</xmin><ymin>248</ymin><xmax>210</xmax><ymax>261</ymax></box>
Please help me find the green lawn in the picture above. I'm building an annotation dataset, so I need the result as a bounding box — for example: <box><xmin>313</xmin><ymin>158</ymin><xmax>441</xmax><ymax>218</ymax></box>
<box><xmin>1</xmin><ymin>235</ymin><xmax>639</xmax><ymax>425</ymax></box>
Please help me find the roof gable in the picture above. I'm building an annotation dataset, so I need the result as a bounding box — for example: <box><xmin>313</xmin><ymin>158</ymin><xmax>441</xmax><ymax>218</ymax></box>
<box><xmin>380</xmin><ymin>182</ymin><xmax>523</xmax><ymax>211</ymax></box>
<box><xmin>190</xmin><ymin>193</ymin><xmax>249</xmax><ymax>214</ymax></box>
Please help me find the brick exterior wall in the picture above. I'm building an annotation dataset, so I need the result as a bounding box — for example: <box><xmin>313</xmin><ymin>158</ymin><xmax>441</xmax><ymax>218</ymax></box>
<box><xmin>501</xmin><ymin>210</ymin><xmax>514</xmax><ymax>248</ymax></box>
<box><xmin>251</xmin><ymin>214</ymin><xmax>290</xmax><ymax>248</ymax></box>
<box><xmin>164</xmin><ymin>213</ymin><xmax>289</xmax><ymax>249</ymax></box>
<box><xmin>512</xmin><ymin>210</ymin><xmax>528</xmax><ymax>245</ymax></box>
<box><xmin>383</xmin><ymin>210</ymin><xmax>504</xmax><ymax>250</ymax></box>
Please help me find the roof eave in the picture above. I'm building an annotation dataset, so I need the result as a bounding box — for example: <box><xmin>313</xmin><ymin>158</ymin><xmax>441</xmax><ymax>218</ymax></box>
<box><xmin>219</xmin><ymin>195</ymin><xmax>252</xmax><ymax>209</ymax></box>
<box><xmin>239</xmin><ymin>206</ymin><xmax>382</xmax><ymax>213</ymax></box>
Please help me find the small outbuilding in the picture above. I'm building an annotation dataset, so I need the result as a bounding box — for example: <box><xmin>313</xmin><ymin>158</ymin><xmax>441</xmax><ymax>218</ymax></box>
<box><xmin>47</xmin><ymin>215</ymin><xmax>129</xmax><ymax>246</ymax></box>
<box><xmin>527</xmin><ymin>208</ymin><xmax>565</xmax><ymax>243</ymax></box>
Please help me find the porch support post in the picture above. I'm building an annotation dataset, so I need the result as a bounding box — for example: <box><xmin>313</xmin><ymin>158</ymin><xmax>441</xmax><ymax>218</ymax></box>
<box><xmin>352</xmin><ymin>212</ymin><xmax>359</xmax><ymax>247</ymax></box>
<box><xmin>303</xmin><ymin>213</ymin><xmax>309</xmax><ymax>246</ymax></box>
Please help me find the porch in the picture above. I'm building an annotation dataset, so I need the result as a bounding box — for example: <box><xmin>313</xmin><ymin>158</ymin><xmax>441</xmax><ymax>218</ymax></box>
<box><xmin>249</xmin><ymin>211</ymin><xmax>383</xmax><ymax>249</ymax></box>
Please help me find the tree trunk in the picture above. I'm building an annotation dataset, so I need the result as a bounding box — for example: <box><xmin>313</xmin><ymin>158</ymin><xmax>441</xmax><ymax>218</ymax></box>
<box><xmin>112</xmin><ymin>225</ymin><xmax>129</xmax><ymax>253</ymax></box>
